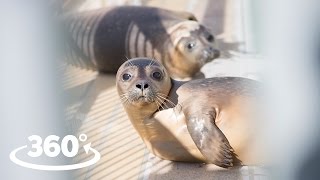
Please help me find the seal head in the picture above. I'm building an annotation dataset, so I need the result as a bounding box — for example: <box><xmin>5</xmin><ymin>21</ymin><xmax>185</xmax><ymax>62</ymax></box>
<box><xmin>166</xmin><ymin>21</ymin><xmax>220</xmax><ymax>78</ymax></box>
<box><xmin>116</xmin><ymin>58</ymin><xmax>171</xmax><ymax>109</ymax></box>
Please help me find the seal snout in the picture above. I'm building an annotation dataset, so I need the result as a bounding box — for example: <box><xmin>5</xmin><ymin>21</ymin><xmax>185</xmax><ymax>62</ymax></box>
<box><xmin>203</xmin><ymin>47</ymin><xmax>220</xmax><ymax>63</ymax></box>
<box><xmin>135</xmin><ymin>80</ymin><xmax>150</xmax><ymax>97</ymax></box>
<box><xmin>133</xmin><ymin>80</ymin><xmax>155</xmax><ymax>103</ymax></box>
<box><xmin>136</xmin><ymin>81</ymin><xmax>149</xmax><ymax>91</ymax></box>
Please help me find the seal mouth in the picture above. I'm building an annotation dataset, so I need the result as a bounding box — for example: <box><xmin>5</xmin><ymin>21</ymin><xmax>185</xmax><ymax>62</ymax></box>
<box><xmin>133</xmin><ymin>94</ymin><xmax>155</xmax><ymax>104</ymax></box>
<box><xmin>137</xmin><ymin>96</ymin><xmax>147</xmax><ymax>101</ymax></box>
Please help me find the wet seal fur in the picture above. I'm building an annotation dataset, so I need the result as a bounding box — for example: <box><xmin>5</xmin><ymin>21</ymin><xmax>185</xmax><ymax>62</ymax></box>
<box><xmin>64</xmin><ymin>6</ymin><xmax>220</xmax><ymax>79</ymax></box>
<box><xmin>116</xmin><ymin>57</ymin><xmax>261</xmax><ymax>168</ymax></box>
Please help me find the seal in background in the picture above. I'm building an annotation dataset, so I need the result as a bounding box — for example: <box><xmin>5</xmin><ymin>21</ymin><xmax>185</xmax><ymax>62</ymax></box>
<box><xmin>64</xmin><ymin>6</ymin><xmax>220</xmax><ymax>79</ymax></box>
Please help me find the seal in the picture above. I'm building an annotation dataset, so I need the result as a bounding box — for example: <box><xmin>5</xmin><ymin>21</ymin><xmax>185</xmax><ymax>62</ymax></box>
<box><xmin>116</xmin><ymin>57</ymin><xmax>260</xmax><ymax>168</ymax></box>
<box><xmin>64</xmin><ymin>6</ymin><xmax>220</xmax><ymax>79</ymax></box>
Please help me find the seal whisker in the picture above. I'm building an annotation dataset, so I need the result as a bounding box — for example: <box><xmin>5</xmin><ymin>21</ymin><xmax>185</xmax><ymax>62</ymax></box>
<box><xmin>154</xmin><ymin>98</ymin><xmax>159</xmax><ymax>109</ymax></box>
<box><xmin>155</xmin><ymin>97</ymin><xmax>165</xmax><ymax>111</ymax></box>
<box><xmin>148</xmin><ymin>58</ymin><xmax>153</xmax><ymax>67</ymax></box>
<box><xmin>156</xmin><ymin>93</ymin><xmax>177</xmax><ymax>108</ymax></box>
<box><xmin>156</xmin><ymin>96</ymin><xmax>170</xmax><ymax>109</ymax></box>
<box><xmin>119</xmin><ymin>93</ymin><xmax>130</xmax><ymax>106</ymax></box>
<box><xmin>148</xmin><ymin>57</ymin><xmax>156</xmax><ymax>67</ymax></box>
<box><xmin>154</xmin><ymin>99</ymin><xmax>162</xmax><ymax>111</ymax></box>
<box><xmin>151</xmin><ymin>58</ymin><xmax>157</xmax><ymax>66</ymax></box>
<box><xmin>157</xmin><ymin>93</ymin><xmax>182</xmax><ymax>116</ymax></box>
<box><xmin>157</xmin><ymin>100</ymin><xmax>166</xmax><ymax>111</ymax></box>
<box><xmin>157</xmin><ymin>93</ymin><xmax>179</xmax><ymax>107</ymax></box>
<box><xmin>151</xmin><ymin>58</ymin><xmax>155</xmax><ymax>66</ymax></box>
<box><xmin>157</xmin><ymin>95</ymin><xmax>175</xmax><ymax>108</ymax></box>
<box><xmin>156</xmin><ymin>95</ymin><xmax>178</xmax><ymax>119</ymax></box>
<box><xmin>127</xmin><ymin>60</ymin><xmax>134</xmax><ymax>67</ymax></box>
<box><xmin>119</xmin><ymin>93</ymin><xmax>127</xmax><ymax>97</ymax></box>
<box><xmin>154</xmin><ymin>99</ymin><xmax>161</xmax><ymax>111</ymax></box>
<box><xmin>157</xmin><ymin>95</ymin><xmax>173</xmax><ymax>109</ymax></box>
<box><xmin>120</xmin><ymin>98</ymin><xmax>129</xmax><ymax>105</ymax></box>
<box><xmin>119</xmin><ymin>93</ymin><xmax>128</xmax><ymax>99</ymax></box>
<box><xmin>120</xmin><ymin>97</ymin><xmax>127</xmax><ymax>103</ymax></box>
<box><xmin>121</xmin><ymin>98</ymin><xmax>130</xmax><ymax>107</ymax></box>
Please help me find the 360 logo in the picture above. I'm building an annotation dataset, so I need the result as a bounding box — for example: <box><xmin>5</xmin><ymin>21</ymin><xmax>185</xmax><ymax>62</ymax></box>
<box><xmin>10</xmin><ymin>134</ymin><xmax>100</xmax><ymax>171</ymax></box>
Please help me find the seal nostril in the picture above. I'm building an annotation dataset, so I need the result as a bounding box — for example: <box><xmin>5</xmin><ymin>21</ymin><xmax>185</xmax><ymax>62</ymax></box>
<box><xmin>207</xmin><ymin>35</ymin><xmax>214</xmax><ymax>42</ymax></box>
<box><xmin>136</xmin><ymin>83</ymin><xmax>149</xmax><ymax>90</ymax></box>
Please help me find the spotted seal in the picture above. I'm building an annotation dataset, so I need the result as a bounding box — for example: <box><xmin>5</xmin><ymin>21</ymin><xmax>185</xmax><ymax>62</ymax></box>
<box><xmin>116</xmin><ymin>57</ymin><xmax>261</xmax><ymax>167</ymax></box>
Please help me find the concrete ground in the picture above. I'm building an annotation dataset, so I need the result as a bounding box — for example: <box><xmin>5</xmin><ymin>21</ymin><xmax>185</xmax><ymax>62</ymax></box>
<box><xmin>62</xmin><ymin>0</ymin><xmax>266</xmax><ymax>179</ymax></box>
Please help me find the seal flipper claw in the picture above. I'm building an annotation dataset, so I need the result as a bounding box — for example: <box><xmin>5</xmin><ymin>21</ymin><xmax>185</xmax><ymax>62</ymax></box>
<box><xmin>184</xmin><ymin>111</ymin><xmax>234</xmax><ymax>168</ymax></box>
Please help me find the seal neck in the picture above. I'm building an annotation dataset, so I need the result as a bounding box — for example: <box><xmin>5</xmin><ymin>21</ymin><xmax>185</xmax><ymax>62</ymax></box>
<box><xmin>124</xmin><ymin>104</ymin><xmax>158</xmax><ymax>122</ymax></box>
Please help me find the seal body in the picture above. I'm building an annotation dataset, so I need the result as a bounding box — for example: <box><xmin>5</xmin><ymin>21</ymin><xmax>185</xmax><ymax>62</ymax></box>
<box><xmin>64</xmin><ymin>6</ymin><xmax>220</xmax><ymax>78</ymax></box>
<box><xmin>116</xmin><ymin>58</ymin><xmax>261</xmax><ymax>168</ymax></box>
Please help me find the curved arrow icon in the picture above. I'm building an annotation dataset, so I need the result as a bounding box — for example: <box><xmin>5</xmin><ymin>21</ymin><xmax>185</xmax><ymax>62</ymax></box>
<box><xmin>10</xmin><ymin>142</ymin><xmax>100</xmax><ymax>171</ymax></box>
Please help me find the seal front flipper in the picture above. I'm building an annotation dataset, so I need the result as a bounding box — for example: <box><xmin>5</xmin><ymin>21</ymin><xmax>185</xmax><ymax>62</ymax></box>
<box><xmin>183</xmin><ymin>108</ymin><xmax>234</xmax><ymax>168</ymax></box>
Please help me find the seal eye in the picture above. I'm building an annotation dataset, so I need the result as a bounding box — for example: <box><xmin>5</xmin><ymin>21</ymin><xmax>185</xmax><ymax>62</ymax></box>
<box><xmin>187</xmin><ymin>42</ymin><xmax>196</xmax><ymax>50</ymax></box>
<box><xmin>152</xmin><ymin>72</ymin><xmax>162</xmax><ymax>80</ymax></box>
<box><xmin>122</xmin><ymin>73</ymin><xmax>131</xmax><ymax>81</ymax></box>
<box><xmin>207</xmin><ymin>35</ymin><xmax>214</xmax><ymax>42</ymax></box>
